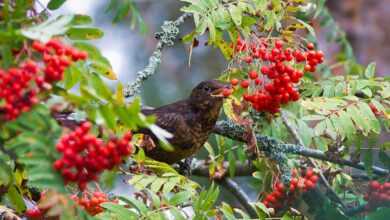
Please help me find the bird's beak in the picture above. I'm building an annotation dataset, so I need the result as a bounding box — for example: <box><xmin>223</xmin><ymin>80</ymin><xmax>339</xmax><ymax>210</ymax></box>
<box><xmin>211</xmin><ymin>84</ymin><xmax>232</xmax><ymax>98</ymax></box>
<box><xmin>211</xmin><ymin>88</ymin><xmax>224</xmax><ymax>97</ymax></box>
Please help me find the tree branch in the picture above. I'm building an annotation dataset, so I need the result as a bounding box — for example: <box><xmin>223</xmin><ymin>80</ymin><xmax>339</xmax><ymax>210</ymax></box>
<box><xmin>124</xmin><ymin>13</ymin><xmax>191</xmax><ymax>98</ymax></box>
<box><xmin>213</xmin><ymin>120</ymin><xmax>389</xmax><ymax>176</ymax></box>
<box><xmin>219</xmin><ymin>178</ymin><xmax>258</xmax><ymax>218</ymax></box>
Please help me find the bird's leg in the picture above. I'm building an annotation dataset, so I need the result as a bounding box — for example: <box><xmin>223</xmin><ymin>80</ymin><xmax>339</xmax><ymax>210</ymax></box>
<box><xmin>177</xmin><ymin>157</ymin><xmax>193</xmax><ymax>176</ymax></box>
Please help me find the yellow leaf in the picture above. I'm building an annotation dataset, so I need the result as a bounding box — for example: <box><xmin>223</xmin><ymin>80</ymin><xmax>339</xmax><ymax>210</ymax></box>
<box><xmin>89</xmin><ymin>62</ymin><xmax>117</xmax><ymax>80</ymax></box>
<box><xmin>115</xmin><ymin>82</ymin><xmax>125</xmax><ymax>105</ymax></box>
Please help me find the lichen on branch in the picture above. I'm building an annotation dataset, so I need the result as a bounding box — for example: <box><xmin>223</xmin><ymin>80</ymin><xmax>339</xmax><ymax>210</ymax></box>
<box><xmin>124</xmin><ymin>13</ymin><xmax>191</xmax><ymax>98</ymax></box>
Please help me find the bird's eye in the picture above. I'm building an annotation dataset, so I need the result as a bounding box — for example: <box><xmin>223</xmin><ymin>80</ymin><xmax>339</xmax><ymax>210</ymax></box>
<box><xmin>203</xmin><ymin>87</ymin><xmax>212</xmax><ymax>92</ymax></box>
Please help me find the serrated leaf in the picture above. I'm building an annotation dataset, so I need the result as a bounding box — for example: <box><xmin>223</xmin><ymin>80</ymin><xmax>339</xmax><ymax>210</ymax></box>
<box><xmin>89</xmin><ymin>61</ymin><xmax>117</xmax><ymax>80</ymax></box>
<box><xmin>364</xmin><ymin>62</ymin><xmax>376</xmax><ymax>79</ymax></box>
<box><xmin>118</xmin><ymin>196</ymin><xmax>149</xmax><ymax>215</ymax></box>
<box><xmin>67</xmin><ymin>27</ymin><xmax>104</xmax><ymax>40</ymax></box>
<box><xmin>228</xmin><ymin>151</ymin><xmax>236</xmax><ymax>177</ymax></box>
<box><xmin>98</xmin><ymin>104</ymin><xmax>116</xmax><ymax>130</ymax></box>
<box><xmin>47</xmin><ymin>0</ymin><xmax>66</xmax><ymax>10</ymax></box>
<box><xmin>169</xmin><ymin>191</ymin><xmax>192</xmax><ymax>206</ymax></box>
<box><xmin>101</xmin><ymin>202</ymin><xmax>138</xmax><ymax>219</ymax></box>
<box><xmin>6</xmin><ymin>185</ymin><xmax>26</xmax><ymax>213</ymax></box>
<box><xmin>150</xmin><ymin>177</ymin><xmax>166</xmax><ymax>192</ymax></box>
<box><xmin>170</xmin><ymin>207</ymin><xmax>186</xmax><ymax>220</ymax></box>
<box><xmin>71</xmin><ymin>14</ymin><xmax>93</xmax><ymax>25</ymax></box>
<box><xmin>162</xmin><ymin>177</ymin><xmax>180</xmax><ymax>194</ymax></box>
<box><xmin>228</xmin><ymin>5</ymin><xmax>242</xmax><ymax>26</ymax></box>
<box><xmin>21</xmin><ymin>15</ymin><xmax>74</xmax><ymax>42</ymax></box>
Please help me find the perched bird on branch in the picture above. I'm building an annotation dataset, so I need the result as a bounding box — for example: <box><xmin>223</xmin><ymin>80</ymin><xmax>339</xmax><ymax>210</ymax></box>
<box><xmin>53</xmin><ymin>80</ymin><xmax>229</xmax><ymax>164</ymax></box>
<box><xmin>139</xmin><ymin>80</ymin><xmax>230</xmax><ymax>164</ymax></box>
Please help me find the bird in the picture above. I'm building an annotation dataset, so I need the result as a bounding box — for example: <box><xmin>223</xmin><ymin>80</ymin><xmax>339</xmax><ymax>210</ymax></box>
<box><xmin>138</xmin><ymin>79</ymin><xmax>230</xmax><ymax>164</ymax></box>
<box><xmin>52</xmin><ymin>79</ymin><xmax>229</xmax><ymax>164</ymax></box>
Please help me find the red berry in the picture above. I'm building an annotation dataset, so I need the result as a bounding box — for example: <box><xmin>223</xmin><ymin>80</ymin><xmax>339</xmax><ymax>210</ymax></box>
<box><xmin>248</xmin><ymin>70</ymin><xmax>258</xmax><ymax>80</ymax></box>
<box><xmin>370</xmin><ymin>181</ymin><xmax>381</xmax><ymax>190</ymax></box>
<box><xmin>25</xmin><ymin>207</ymin><xmax>42</xmax><ymax>218</ymax></box>
<box><xmin>240</xmin><ymin>80</ymin><xmax>250</xmax><ymax>89</ymax></box>
<box><xmin>32</xmin><ymin>41</ymin><xmax>45</xmax><ymax>52</ymax></box>
<box><xmin>230</xmin><ymin>78</ymin><xmax>239</xmax><ymax>86</ymax></box>
<box><xmin>260</xmin><ymin>66</ymin><xmax>269</xmax><ymax>75</ymax></box>
<box><xmin>243</xmin><ymin>56</ymin><xmax>253</xmax><ymax>64</ymax></box>
<box><xmin>222</xmin><ymin>88</ymin><xmax>233</xmax><ymax>97</ymax></box>
<box><xmin>305</xmin><ymin>168</ymin><xmax>314</xmax><ymax>178</ymax></box>
<box><xmin>307</xmin><ymin>42</ymin><xmax>315</xmax><ymax>50</ymax></box>
<box><xmin>275</xmin><ymin>40</ymin><xmax>284</xmax><ymax>49</ymax></box>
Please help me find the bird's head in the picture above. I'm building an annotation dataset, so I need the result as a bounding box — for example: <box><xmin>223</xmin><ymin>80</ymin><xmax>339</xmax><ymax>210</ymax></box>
<box><xmin>189</xmin><ymin>80</ymin><xmax>230</xmax><ymax>111</ymax></box>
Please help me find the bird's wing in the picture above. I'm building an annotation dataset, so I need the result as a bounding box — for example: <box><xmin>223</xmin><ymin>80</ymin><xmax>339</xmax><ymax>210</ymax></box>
<box><xmin>155</xmin><ymin>112</ymin><xmax>194</xmax><ymax>149</ymax></box>
<box><xmin>141</xmin><ymin>110</ymin><xmax>194</xmax><ymax>150</ymax></box>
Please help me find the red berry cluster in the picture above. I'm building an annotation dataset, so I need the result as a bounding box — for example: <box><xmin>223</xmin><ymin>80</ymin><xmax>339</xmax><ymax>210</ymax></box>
<box><xmin>72</xmin><ymin>190</ymin><xmax>117</xmax><ymax>216</ymax></box>
<box><xmin>262</xmin><ymin>168</ymin><xmax>319</xmax><ymax>210</ymax></box>
<box><xmin>0</xmin><ymin>39</ymin><xmax>87</xmax><ymax>121</ymax></box>
<box><xmin>229</xmin><ymin>37</ymin><xmax>324</xmax><ymax>114</ymax></box>
<box><xmin>364</xmin><ymin>181</ymin><xmax>390</xmax><ymax>210</ymax></box>
<box><xmin>53</xmin><ymin>122</ymin><xmax>133</xmax><ymax>190</ymax></box>
<box><xmin>25</xmin><ymin>206</ymin><xmax>43</xmax><ymax>219</ymax></box>
<box><xmin>0</xmin><ymin>62</ymin><xmax>40</xmax><ymax>120</ymax></box>
<box><xmin>32</xmin><ymin>39</ymin><xmax>87</xmax><ymax>82</ymax></box>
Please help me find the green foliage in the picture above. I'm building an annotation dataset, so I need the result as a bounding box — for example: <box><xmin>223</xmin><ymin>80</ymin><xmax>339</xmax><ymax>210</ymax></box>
<box><xmin>0</xmin><ymin>0</ymin><xmax>389</xmax><ymax>219</ymax></box>
<box><xmin>105</xmin><ymin>0</ymin><xmax>148</xmax><ymax>33</ymax></box>
<box><xmin>3</xmin><ymin>105</ymin><xmax>65</xmax><ymax>192</ymax></box>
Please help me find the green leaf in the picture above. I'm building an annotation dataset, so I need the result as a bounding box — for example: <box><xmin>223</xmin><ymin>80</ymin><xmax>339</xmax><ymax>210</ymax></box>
<box><xmin>220</xmin><ymin>203</ymin><xmax>235</xmax><ymax>220</ymax></box>
<box><xmin>72</xmin><ymin>14</ymin><xmax>93</xmax><ymax>25</ymax></box>
<box><xmin>228</xmin><ymin>5</ymin><xmax>242</xmax><ymax>26</ymax></box>
<box><xmin>150</xmin><ymin>177</ymin><xmax>166</xmax><ymax>192</ymax></box>
<box><xmin>66</xmin><ymin>27</ymin><xmax>104</xmax><ymax>40</ymax></box>
<box><xmin>170</xmin><ymin>207</ymin><xmax>186</xmax><ymax>220</ymax></box>
<box><xmin>363</xmin><ymin>147</ymin><xmax>374</xmax><ymax>177</ymax></box>
<box><xmin>47</xmin><ymin>0</ymin><xmax>66</xmax><ymax>10</ymax></box>
<box><xmin>118</xmin><ymin>196</ymin><xmax>149</xmax><ymax>215</ymax></box>
<box><xmin>169</xmin><ymin>191</ymin><xmax>192</xmax><ymax>206</ymax></box>
<box><xmin>162</xmin><ymin>177</ymin><xmax>180</xmax><ymax>194</ymax></box>
<box><xmin>228</xmin><ymin>151</ymin><xmax>236</xmax><ymax>177</ymax></box>
<box><xmin>98</xmin><ymin>105</ymin><xmax>116</xmax><ymax>130</ymax></box>
<box><xmin>364</xmin><ymin>62</ymin><xmax>376</xmax><ymax>79</ymax></box>
<box><xmin>89</xmin><ymin>73</ymin><xmax>113</xmax><ymax>101</ymax></box>
<box><xmin>6</xmin><ymin>185</ymin><xmax>26</xmax><ymax>213</ymax></box>
<box><xmin>0</xmin><ymin>158</ymin><xmax>12</xmax><ymax>186</ymax></box>
<box><xmin>21</xmin><ymin>15</ymin><xmax>74</xmax><ymax>42</ymax></box>
<box><xmin>296</xmin><ymin>18</ymin><xmax>316</xmax><ymax>38</ymax></box>
<box><xmin>64</xmin><ymin>64</ymin><xmax>82</xmax><ymax>89</ymax></box>
<box><xmin>101</xmin><ymin>202</ymin><xmax>138</xmax><ymax>219</ymax></box>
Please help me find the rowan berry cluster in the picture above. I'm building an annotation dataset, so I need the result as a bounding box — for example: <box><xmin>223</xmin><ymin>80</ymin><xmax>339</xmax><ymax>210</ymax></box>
<box><xmin>0</xmin><ymin>39</ymin><xmax>87</xmax><ymax>121</ymax></box>
<box><xmin>364</xmin><ymin>181</ymin><xmax>390</xmax><ymax>210</ymax></box>
<box><xmin>229</xmin><ymin>37</ymin><xmax>324</xmax><ymax>114</ymax></box>
<box><xmin>0</xmin><ymin>61</ymin><xmax>39</xmax><ymax>120</ymax></box>
<box><xmin>32</xmin><ymin>39</ymin><xmax>87</xmax><ymax>82</ymax></box>
<box><xmin>53</xmin><ymin>122</ymin><xmax>133</xmax><ymax>190</ymax></box>
<box><xmin>72</xmin><ymin>190</ymin><xmax>117</xmax><ymax>215</ymax></box>
<box><xmin>262</xmin><ymin>168</ymin><xmax>319</xmax><ymax>210</ymax></box>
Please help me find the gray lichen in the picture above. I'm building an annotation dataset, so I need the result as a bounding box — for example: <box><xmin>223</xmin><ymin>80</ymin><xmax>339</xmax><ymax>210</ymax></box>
<box><xmin>124</xmin><ymin>13</ymin><xmax>191</xmax><ymax>98</ymax></box>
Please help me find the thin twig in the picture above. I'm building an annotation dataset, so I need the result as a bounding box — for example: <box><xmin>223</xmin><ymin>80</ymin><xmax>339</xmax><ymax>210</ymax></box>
<box><xmin>219</xmin><ymin>178</ymin><xmax>258</xmax><ymax>218</ymax></box>
<box><xmin>280</xmin><ymin>111</ymin><xmax>347</xmax><ymax>210</ymax></box>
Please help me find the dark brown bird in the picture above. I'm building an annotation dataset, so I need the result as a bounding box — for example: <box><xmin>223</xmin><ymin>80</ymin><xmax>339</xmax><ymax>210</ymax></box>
<box><xmin>139</xmin><ymin>80</ymin><xmax>229</xmax><ymax>164</ymax></box>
